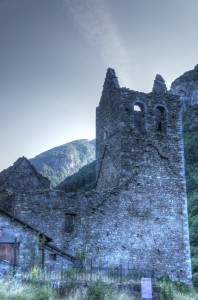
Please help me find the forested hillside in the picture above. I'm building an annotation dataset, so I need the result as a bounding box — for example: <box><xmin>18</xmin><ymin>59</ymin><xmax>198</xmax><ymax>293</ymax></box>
<box><xmin>57</xmin><ymin>161</ymin><xmax>96</xmax><ymax>192</ymax></box>
<box><xmin>183</xmin><ymin>105</ymin><xmax>198</xmax><ymax>287</ymax></box>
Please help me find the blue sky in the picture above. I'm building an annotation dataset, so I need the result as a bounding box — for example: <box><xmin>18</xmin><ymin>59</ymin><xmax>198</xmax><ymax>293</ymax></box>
<box><xmin>0</xmin><ymin>0</ymin><xmax>198</xmax><ymax>171</ymax></box>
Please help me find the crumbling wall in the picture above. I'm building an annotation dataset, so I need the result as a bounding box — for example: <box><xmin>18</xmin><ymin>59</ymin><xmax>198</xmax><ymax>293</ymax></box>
<box><xmin>3</xmin><ymin>182</ymin><xmax>191</xmax><ymax>283</ymax></box>
<box><xmin>0</xmin><ymin>69</ymin><xmax>192</xmax><ymax>284</ymax></box>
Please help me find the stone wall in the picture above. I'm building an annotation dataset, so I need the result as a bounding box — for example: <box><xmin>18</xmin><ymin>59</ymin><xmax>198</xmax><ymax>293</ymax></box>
<box><xmin>0</xmin><ymin>156</ymin><xmax>50</xmax><ymax>193</ymax></box>
<box><xmin>0</xmin><ymin>210</ymin><xmax>73</xmax><ymax>269</ymax></box>
<box><xmin>2</xmin><ymin>183</ymin><xmax>191</xmax><ymax>283</ymax></box>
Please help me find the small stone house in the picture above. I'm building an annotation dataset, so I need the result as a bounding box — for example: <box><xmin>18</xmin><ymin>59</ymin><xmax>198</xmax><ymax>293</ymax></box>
<box><xmin>0</xmin><ymin>207</ymin><xmax>75</xmax><ymax>269</ymax></box>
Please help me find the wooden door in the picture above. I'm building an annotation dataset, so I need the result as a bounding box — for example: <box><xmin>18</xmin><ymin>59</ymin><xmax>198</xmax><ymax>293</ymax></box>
<box><xmin>0</xmin><ymin>243</ymin><xmax>19</xmax><ymax>265</ymax></box>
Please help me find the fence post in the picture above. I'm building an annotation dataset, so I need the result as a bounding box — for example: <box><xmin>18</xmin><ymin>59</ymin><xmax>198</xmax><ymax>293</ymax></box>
<box><xmin>13</xmin><ymin>237</ymin><xmax>17</xmax><ymax>277</ymax></box>
<box><xmin>119</xmin><ymin>265</ymin><xmax>122</xmax><ymax>283</ymax></box>
<box><xmin>61</xmin><ymin>261</ymin><xmax>63</xmax><ymax>281</ymax></box>
<box><xmin>90</xmin><ymin>260</ymin><xmax>93</xmax><ymax>282</ymax></box>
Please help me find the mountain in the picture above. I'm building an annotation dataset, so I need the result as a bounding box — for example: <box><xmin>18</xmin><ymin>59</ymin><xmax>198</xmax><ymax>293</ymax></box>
<box><xmin>171</xmin><ymin>64</ymin><xmax>198</xmax><ymax>109</ymax></box>
<box><xmin>29</xmin><ymin>139</ymin><xmax>95</xmax><ymax>187</ymax></box>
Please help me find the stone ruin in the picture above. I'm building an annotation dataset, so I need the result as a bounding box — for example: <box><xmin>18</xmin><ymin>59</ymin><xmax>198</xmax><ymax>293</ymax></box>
<box><xmin>0</xmin><ymin>68</ymin><xmax>192</xmax><ymax>284</ymax></box>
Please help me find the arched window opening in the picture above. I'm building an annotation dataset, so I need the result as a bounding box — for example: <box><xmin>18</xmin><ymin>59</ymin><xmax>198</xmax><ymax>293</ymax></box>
<box><xmin>133</xmin><ymin>103</ymin><xmax>145</xmax><ymax>132</ymax></box>
<box><xmin>155</xmin><ymin>106</ymin><xmax>166</xmax><ymax>133</ymax></box>
<box><xmin>134</xmin><ymin>105</ymin><xmax>142</xmax><ymax>112</ymax></box>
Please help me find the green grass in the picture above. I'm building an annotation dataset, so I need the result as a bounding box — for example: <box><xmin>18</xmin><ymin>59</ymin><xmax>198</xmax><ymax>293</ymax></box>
<box><xmin>158</xmin><ymin>277</ymin><xmax>198</xmax><ymax>300</ymax></box>
<box><xmin>0</xmin><ymin>278</ymin><xmax>52</xmax><ymax>300</ymax></box>
<box><xmin>0</xmin><ymin>278</ymin><xmax>134</xmax><ymax>300</ymax></box>
<box><xmin>1</xmin><ymin>277</ymin><xmax>198</xmax><ymax>300</ymax></box>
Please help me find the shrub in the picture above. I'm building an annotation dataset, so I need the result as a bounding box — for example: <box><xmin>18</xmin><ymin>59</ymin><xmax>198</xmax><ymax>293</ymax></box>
<box><xmin>85</xmin><ymin>280</ymin><xmax>108</xmax><ymax>300</ymax></box>
<box><xmin>158</xmin><ymin>277</ymin><xmax>198</xmax><ymax>300</ymax></box>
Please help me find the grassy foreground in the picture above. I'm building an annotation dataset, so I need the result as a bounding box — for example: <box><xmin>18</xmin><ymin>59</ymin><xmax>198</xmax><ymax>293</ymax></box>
<box><xmin>157</xmin><ymin>277</ymin><xmax>198</xmax><ymax>300</ymax></box>
<box><xmin>0</xmin><ymin>277</ymin><xmax>198</xmax><ymax>300</ymax></box>
<box><xmin>0</xmin><ymin>278</ymin><xmax>132</xmax><ymax>300</ymax></box>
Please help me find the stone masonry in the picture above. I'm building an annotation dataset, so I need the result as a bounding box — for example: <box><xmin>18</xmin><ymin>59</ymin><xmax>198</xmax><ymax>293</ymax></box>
<box><xmin>0</xmin><ymin>68</ymin><xmax>192</xmax><ymax>284</ymax></box>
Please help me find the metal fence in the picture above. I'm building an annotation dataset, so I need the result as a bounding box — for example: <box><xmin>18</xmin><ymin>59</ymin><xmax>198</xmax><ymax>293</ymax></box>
<box><xmin>1</xmin><ymin>263</ymin><xmax>154</xmax><ymax>284</ymax></box>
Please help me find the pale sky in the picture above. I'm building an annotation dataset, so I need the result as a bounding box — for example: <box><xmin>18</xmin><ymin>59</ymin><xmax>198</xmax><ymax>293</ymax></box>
<box><xmin>0</xmin><ymin>0</ymin><xmax>198</xmax><ymax>171</ymax></box>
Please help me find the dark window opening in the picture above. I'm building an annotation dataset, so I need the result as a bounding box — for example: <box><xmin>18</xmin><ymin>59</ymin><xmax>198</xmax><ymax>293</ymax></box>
<box><xmin>39</xmin><ymin>248</ymin><xmax>44</xmax><ymax>266</ymax></box>
<box><xmin>49</xmin><ymin>253</ymin><xmax>56</xmax><ymax>261</ymax></box>
<box><xmin>133</xmin><ymin>103</ymin><xmax>145</xmax><ymax>132</ymax></box>
<box><xmin>156</xmin><ymin>106</ymin><xmax>166</xmax><ymax>133</ymax></box>
<box><xmin>157</xmin><ymin>122</ymin><xmax>162</xmax><ymax>132</ymax></box>
<box><xmin>104</xmin><ymin>130</ymin><xmax>109</xmax><ymax>139</ymax></box>
<box><xmin>65</xmin><ymin>214</ymin><xmax>76</xmax><ymax>233</ymax></box>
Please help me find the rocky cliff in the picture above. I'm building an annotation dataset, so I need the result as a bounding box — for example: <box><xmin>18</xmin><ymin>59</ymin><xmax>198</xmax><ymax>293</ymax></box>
<box><xmin>171</xmin><ymin>64</ymin><xmax>198</xmax><ymax>109</ymax></box>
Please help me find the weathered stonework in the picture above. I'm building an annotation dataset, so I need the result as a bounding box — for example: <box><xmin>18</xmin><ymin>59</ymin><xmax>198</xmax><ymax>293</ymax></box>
<box><xmin>0</xmin><ymin>210</ymin><xmax>43</xmax><ymax>266</ymax></box>
<box><xmin>0</xmin><ymin>68</ymin><xmax>192</xmax><ymax>284</ymax></box>
<box><xmin>95</xmin><ymin>69</ymin><xmax>191</xmax><ymax>282</ymax></box>
<box><xmin>0</xmin><ymin>208</ymin><xmax>74</xmax><ymax>269</ymax></box>
<box><xmin>0</xmin><ymin>156</ymin><xmax>50</xmax><ymax>192</ymax></box>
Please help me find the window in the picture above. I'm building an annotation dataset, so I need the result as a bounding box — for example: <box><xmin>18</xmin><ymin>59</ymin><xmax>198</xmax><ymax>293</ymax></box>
<box><xmin>134</xmin><ymin>105</ymin><xmax>141</xmax><ymax>112</ymax></box>
<box><xmin>155</xmin><ymin>106</ymin><xmax>167</xmax><ymax>133</ymax></box>
<box><xmin>133</xmin><ymin>102</ymin><xmax>145</xmax><ymax>132</ymax></box>
<box><xmin>104</xmin><ymin>129</ymin><xmax>109</xmax><ymax>140</ymax></box>
<box><xmin>49</xmin><ymin>253</ymin><xmax>56</xmax><ymax>261</ymax></box>
<box><xmin>65</xmin><ymin>214</ymin><xmax>76</xmax><ymax>233</ymax></box>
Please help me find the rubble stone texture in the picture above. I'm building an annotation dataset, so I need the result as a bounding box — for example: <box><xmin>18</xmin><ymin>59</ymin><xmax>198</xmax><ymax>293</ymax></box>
<box><xmin>0</xmin><ymin>69</ymin><xmax>192</xmax><ymax>284</ymax></box>
<box><xmin>0</xmin><ymin>156</ymin><xmax>50</xmax><ymax>192</ymax></box>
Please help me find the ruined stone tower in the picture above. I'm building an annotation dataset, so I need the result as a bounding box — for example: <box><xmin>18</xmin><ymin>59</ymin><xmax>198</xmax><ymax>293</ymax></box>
<box><xmin>96</xmin><ymin>68</ymin><xmax>192</xmax><ymax>282</ymax></box>
<box><xmin>0</xmin><ymin>68</ymin><xmax>192</xmax><ymax>284</ymax></box>
<box><xmin>96</xmin><ymin>69</ymin><xmax>186</xmax><ymax>191</ymax></box>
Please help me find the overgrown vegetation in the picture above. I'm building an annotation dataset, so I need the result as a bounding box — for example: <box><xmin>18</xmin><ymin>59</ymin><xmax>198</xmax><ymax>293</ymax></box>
<box><xmin>158</xmin><ymin>277</ymin><xmax>198</xmax><ymax>300</ymax></box>
<box><xmin>0</xmin><ymin>278</ymin><xmax>133</xmax><ymax>300</ymax></box>
<box><xmin>83</xmin><ymin>279</ymin><xmax>132</xmax><ymax>300</ymax></box>
<box><xmin>183</xmin><ymin>105</ymin><xmax>198</xmax><ymax>289</ymax></box>
<box><xmin>1</xmin><ymin>276</ymin><xmax>198</xmax><ymax>299</ymax></box>
<box><xmin>0</xmin><ymin>278</ymin><xmax>52</xmax><ymax>300</ymax></box>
